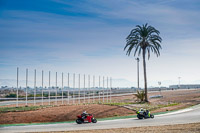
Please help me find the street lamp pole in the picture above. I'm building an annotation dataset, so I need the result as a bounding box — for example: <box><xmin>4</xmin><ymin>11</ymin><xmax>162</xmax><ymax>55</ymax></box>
<box><xmin>178</xmin><ymin>77</ymin><xmax>181</xmax><ymax>89</ymax></box>
<box><xmin>136</xmin><ymin>58</ymin><xmax>140</xmax><ymax>90</ymax></box>
<box><xmin>158</xmin><ymin>81</ymin><xmax>161</xmax><ymax>95</ymax></box>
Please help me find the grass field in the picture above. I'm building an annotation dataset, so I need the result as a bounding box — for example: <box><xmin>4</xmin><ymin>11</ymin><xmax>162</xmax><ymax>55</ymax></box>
<box><xmin>0</xmin><ymin>105</ymin><xmax>53</xmax><ymax>113</ymax></box>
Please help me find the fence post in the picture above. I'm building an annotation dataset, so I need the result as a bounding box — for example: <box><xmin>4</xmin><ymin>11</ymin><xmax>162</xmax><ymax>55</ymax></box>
<box><xmin>42</xmin><ymin>70</ymin><xmax>43</xmax><ymax>106</ymax></box>
<box><xmin>88</xmin><ymin>75</ymin><xmax>90</xmax><ymax>103</ymax></box>
<box><xmin>34</xmin><ymin>69</ymin><xmax>36</xmax><ymax>106</ymax></box>
<box><xmin>73</xmin><ymin>73</ymin><xmax>75</xmax><ymax>104</ymax></box>
<box><xmin>84</xmin><ymin>74</ymin><xmax>86</xmax><ymax>103</ymax></box>
<box><xmin>79</xmin><ymin>74</ymin><xmax>80</xmax><ymax>104</ymax></box>
<box><xmin>62</xmin><ymin>72</ymin><xmax>64</xmax><ymax>105</ymax></box>
<box><xmin>103</xmin><ymin>76</ymin><xmax>104</xmax><ymax>103</ymax></box>
<box><xmin>16</xmin><ymin>67</ymin><xmax>19</xmax><ymax>107</ymax></box>
<box><xmin>55</xmin><ymin>72</ymin><xmax>57</xmax><ymax>105</ymax></box>
<box><xmin>49</xmin><ymin>71</ymin><xmax>51</xmax><ymax>105</ymax></box>
<box><xmin>107</xmin><ymin>77</ymin><xmax>109</xmax><ymax>103</ymax></box>
<box><xmin>68</xmin><ymin>73</ymin><xmax>70</xmax><ymax>104</ymax></box>
<box><xmin>26</xmin><ymin>68</ymin><xmax>28</xmax><ymax>106</ymax></box>
<box><xmin>93</xmin><ymin>75</ymin><xmax>95</xmax><ymax>103</ymax></box>
<box><xmin>99</xmin><ymin>76</ymin><xmax>100</xmax><ymax>103</ymax></box>
<box><xmin>110</xmin><ymin>77</ymin><xmax>112</xmax><ymax>103</ymax></box>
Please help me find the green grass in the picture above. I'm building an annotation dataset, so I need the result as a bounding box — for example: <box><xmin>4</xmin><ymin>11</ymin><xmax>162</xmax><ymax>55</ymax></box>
<box><xmin>102</xmin><ymin>102</ymin><xmax>135</xmax><ymax>106</ymax></box>
<box><xmin>0</xmin><ymin>105</ymin><xmax>53</xmax><ymax>113</ymax></box>
<box><xmin>158</xmin><ymin>103</ymin><xmax>179</xmax><ymax>108</ymax></box>
<box><xmin>118</xmin><ymin>102</ymin><xmax>180</xmax><ymax>112</ymax></box>
<box><xmin>148</xmin><ymin>102</ymin><xmax>180</xmax><ymax>111</ymax></box>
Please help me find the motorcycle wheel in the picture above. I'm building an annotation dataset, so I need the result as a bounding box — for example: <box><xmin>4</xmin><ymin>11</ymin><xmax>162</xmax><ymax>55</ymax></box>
<box><xmin>92</xmin><ymin>118</ymin><xmax>97</xmax><ymax>123</ymax></box>
<box><xmin>137</xmin><ymin>114</ymin><xmax>143</xmax><ymax>119</ymax></box>
<box><xmin>76</xmin><ymin>119</ymin><xmax>83</xmax><ymax>124</ymax></box>
<box><xmin>150</xmin><ymin>114</ymin><xmax>154</xmax><ymax>118</ymax></box>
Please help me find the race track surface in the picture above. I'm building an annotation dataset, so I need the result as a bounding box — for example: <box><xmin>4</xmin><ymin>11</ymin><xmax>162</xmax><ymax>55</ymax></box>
<box><xmin>0</xmin><ymin>104</ymin><xmax>200</xmax><ymax>133</ymax></box>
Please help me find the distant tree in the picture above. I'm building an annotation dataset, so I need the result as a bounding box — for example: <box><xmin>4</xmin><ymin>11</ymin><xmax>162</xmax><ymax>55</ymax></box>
<box><xmin>124</xmin><ymin>23</ymin><xmax>162</xmax><ymax>102</ymax></box>
<box><xmin>6</xmin><ymin>93</ymin><xmax>16</xmax><ymax>98</ymax></box>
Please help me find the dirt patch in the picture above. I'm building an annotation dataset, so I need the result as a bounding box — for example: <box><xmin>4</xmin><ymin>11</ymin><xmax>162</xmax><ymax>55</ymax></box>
<box><xmin>53</xmin><ymin>122</ymin><xmax>200</xmax><ymax>133</ymax></box>
<box><xmin>0</xmin><ymin>89</ymin><xmax>200</xmax><ymax>125</ymax></box>
<box><xmin>149</xmin><ymin>89</ymin><xmax>200</xmax><ymax>104</ymax></box>
<box><xmin>149</xmin><ymin>89</ymin><xmax>200</xmax><ymax>113</ymax></box>
<box><xmin>122</xmin><ymin>89</ymin><xmax>200</xmax><ymax>113</ymax></box>
<box><xmin>0</xmin><ymin>104</ymin><xmax>134</xmax><ymax>124</ymax></box>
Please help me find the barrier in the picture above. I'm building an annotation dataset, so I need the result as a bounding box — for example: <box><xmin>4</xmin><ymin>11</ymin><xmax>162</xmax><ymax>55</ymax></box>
<box><xmin>15</xmin><ymin>68</ymin><xmax>112</xmax><ymax>107</ymax></box>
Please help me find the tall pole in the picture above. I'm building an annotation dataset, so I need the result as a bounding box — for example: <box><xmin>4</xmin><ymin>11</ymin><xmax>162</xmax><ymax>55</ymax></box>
<box><xmin>26</xmin><ymin>68</ymin><xmax>28</xmax><ymax>106</ymax></box>
<box><xmin>16</xmin><ymin>67</ymin><xmax>19</xmax><ymax>107</ymax></box>
<box><xmin>78</xmin><ymin>74</ymin><xmax>80</xmax><ymax>104</ymax></box>
<box><xmin>136</xmin><ymin>58</ymin><xmax>140</xmax><ymax>91</ymax></box>
<box><xmin>178</xmin><ymin>77</ymin><xmax>181</xmax><ymax>89</ymax></box>
<box><xmin>73</xmin><ymin>73</ymin><xmax>75</xmax><ymax>104</ymax></box>
<box><xmin>93</xmin><ymin>75</ymin><xmax>95</xmax><ymax>103</ymax></box>
<box><xmin>158</xmin><ymin>81</ymin><xmax>161</xmax><ymax>95</ymax></box>
<box><xmin>34</xmin><ymin>69</ymin><xmax>36</xmax><ymax>106</ymax></box>
<box><xmin>68</xmin><ymin>73</ymin><xmax>70</xmax><ymax>104</ymax></box>
<box><xmin>107</xmin><ymin>77</ymin><xmax>109</xmax><ymax>103</ymax></box>
<box><xmin>62</xmin><ymin>72</ymin><xmax>64</xmax><ymax>105</ymax></box>
<box><xmin>110</xmin><ymin>77</ymin><xmax>112</xmax><ymax>102</ymax></box>
<box><xmin>49</xmin><ymin>71</ymin><xmax>51</xmax><ymax>105</ymax></box>
<box><xmin>84</xmin><ymin>74</ymin><xmax>86</xmax><ymax>103</ymax></box>
<box><xmin>103</xmin><ymin>76</ymin><xmax>104</xmax><ymax>103</ymax></box>
<box><xmin>99</xmin><ymin>76</ymin><xmax>101</xmax><ymax>103</ymax></box>
<box><xmin>88</xmin><ymin>75</ymin><xmax>90</xmax><ymax>103</ymax></box>
<box><xmin>42</xmin><ymin>70</ymin><xmax>44</xmax><ymax>106</ymax></box>
<box><xmin>55</xmin><ymin>72</ymin><xmax>57</xmax><ymax>105</ymax></box>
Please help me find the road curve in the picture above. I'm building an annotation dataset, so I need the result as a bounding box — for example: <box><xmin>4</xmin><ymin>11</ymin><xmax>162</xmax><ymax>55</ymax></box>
<box><xmin>0</xmin><ymin>105</ymin><xmax>200</xmax><ymax>133</ymax></box>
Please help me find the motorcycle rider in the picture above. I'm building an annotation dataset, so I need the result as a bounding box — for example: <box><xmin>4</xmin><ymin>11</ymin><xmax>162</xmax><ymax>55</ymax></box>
<box><xmin>145</xmin><ymin>109</ymin><xmax>150</xmax><ymax>117</ymax></box>
<box><xmin>139</xmin><ymin>108</ymin><xmax>144</xmax><ymax>113</ymax></box>
<box><xmin>81</xmin><ymin>111</ymin><xmax>88</xmax><ymax>119</ymax></box>
<box><xmin>139</xmin><ymin>108</ymin><xmax>149</xmax><ymax>117</ymax></box>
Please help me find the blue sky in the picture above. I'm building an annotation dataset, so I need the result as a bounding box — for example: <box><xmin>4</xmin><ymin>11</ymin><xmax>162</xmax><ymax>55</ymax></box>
<box><xmin>0</xmin><ymin>0</ymin><xmax>200</xmax><ymax>87</ymax></box>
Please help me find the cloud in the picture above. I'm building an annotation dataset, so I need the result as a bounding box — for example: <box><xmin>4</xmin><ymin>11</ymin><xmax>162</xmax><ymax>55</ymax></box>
<box><xmin>53</xmin><ymin>0</ymin><xmax>200</xmax><ymax>26</ymax></box>
<box><xmin>0</xmin><ymin>0</ymin><xmax>200</xmax><ymax>87</ymax></box>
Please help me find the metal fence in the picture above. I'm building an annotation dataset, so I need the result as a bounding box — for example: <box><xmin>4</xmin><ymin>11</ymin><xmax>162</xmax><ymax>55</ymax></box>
<box><xmin>15</xmin><ymin>67</ymin><xmax>112</xmax><ymax>107</ymax></box>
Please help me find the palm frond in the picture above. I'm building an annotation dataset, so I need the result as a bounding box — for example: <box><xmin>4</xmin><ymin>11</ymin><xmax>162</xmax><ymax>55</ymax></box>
<box><xmin>124</xmin><ymin>23</ymin><xmax>162</xmax><ymax>58</ymax></box>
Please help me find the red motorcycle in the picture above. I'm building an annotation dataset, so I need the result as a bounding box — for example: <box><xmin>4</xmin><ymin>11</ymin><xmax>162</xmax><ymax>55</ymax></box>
<box><xmin>76</xmin><ymin>114</ymin><xmax>97</xmax><ymax>124</ymax></box>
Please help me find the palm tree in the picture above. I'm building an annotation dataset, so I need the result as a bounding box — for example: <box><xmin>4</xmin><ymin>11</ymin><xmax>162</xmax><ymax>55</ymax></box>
<box><xmin>124</xmin><ymin>23</ymin><xmax>162</xmax><ymax>102</ymax></box>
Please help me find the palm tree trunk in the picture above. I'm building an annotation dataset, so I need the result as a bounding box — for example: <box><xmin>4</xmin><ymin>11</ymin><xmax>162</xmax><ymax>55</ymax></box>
<box><xmin>142</xmin><ymin>49</ymin><xmax>148</xmax><ymax>102</ymax></box>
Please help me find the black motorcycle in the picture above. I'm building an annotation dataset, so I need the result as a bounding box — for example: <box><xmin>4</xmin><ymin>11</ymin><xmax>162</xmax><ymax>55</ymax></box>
<box><xmin>136</xmin><ymin>110</ymin><xmax>154</xmax><ymax>119</ymax></box>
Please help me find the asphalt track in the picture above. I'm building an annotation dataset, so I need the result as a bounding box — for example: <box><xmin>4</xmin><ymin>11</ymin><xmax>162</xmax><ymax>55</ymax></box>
<box><xmin>0</xmin><ymin>104</ymin><xmax>200</xmax><ymax>133</ymax></box>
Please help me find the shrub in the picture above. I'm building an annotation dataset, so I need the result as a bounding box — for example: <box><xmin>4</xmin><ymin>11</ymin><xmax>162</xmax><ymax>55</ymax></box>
<box><xmin>134</xmin><ymin>90</ymin><xmax>145</xmax><ymax>102</ymax></box>
<box><xmin>5</xmin><ymin>93</ymin><xmax>16</xmax><ymax>98</ymax></box>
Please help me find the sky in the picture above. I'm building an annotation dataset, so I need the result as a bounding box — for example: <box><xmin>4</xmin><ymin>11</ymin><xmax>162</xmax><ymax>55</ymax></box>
<box><xmin>0</xmin><ymin>0</ymin><xmax>200</xmax><ymax>88</ymax></box>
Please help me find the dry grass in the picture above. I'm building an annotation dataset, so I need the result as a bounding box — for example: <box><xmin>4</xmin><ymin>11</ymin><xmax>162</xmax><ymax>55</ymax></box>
<box><xmin>0</xmin><ymin>104</ymin><xmax>134</xmax><ymax>124</ymax></box>
<box><xmin>1</xmin><ymin>89</ymin><xmax>200</xmax><ymax>124</ymax></box>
